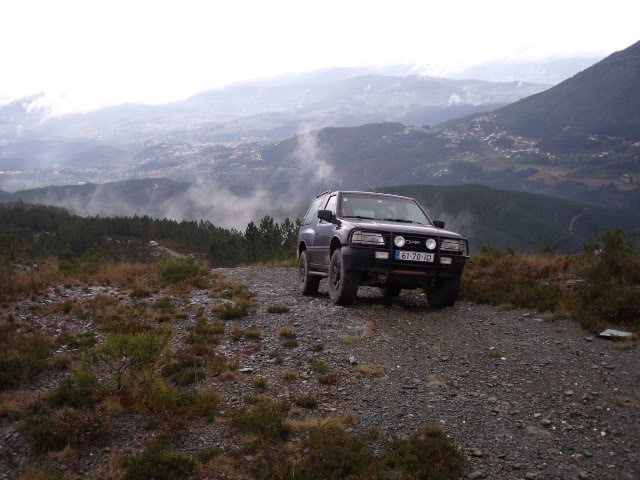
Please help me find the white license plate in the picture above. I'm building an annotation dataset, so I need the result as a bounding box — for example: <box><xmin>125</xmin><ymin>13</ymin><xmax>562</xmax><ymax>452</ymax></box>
<box><xmin>394</xmin><ymin>250</ymin><xmax>434</xmax><ymax>262</ymax></box>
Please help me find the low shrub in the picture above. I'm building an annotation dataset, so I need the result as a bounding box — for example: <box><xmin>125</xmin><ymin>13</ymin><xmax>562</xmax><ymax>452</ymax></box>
<box><xmin>318</xmin><ymin>373</ymin><xmax>338</xmax><ymax>385</ymax></box>
<box><xmin>152</xmin><ymin>296</ymin><xmax>176</xmax><ymax>314</ymax></box>
<box><xmin>244</xmin><ymin>327</ymin><xmax>261</xmax><ymax>339</ymax></box>
<box><xmin>282</xmin><ymin>338</ymin><xmax>299</xmax><ymax>348</ymax></box>
<box><xmin>21</xmin><ymin>407</ymin><xmax>108</xmax><ymax>453</ymax></box>
<box><xmin>297</xmin><ymin>424</ymin><xmax>372</xmax><ymax>480</ymax></box>
<box><xmin>124</xmin><ymin>442</ymin><xmax>195</xmax><ymax>480</ymax></box>
<box><xmin>161</xmin><ymin>350</ymin><xmax>206</xmax><ymax>386</ymax></box>
<box><xmin>383</xmin><ymin>425</ymin><xmax>464</xmax><ymax>480</ymax></box>
<box><xmin>46</xmin><ymin>365</ymin><xmax>99</xmax><ymax>408</ymax></box>
<box><xmin>91</xmin><ymin>326</ymin><xmax>173</xmax><ymax>392</ymax></box>
<box><xmin>278</xmin><ymin>328</ymin><xmax>296</xmax><ymax>339</ymax></box>
<box><xmin>191</xmin><ymin>387</ymin><xmax>222</xmax><ymax>420</ymax></box>
<box><xmin>158</xmin><ymin>257</ymin><xmax>201</xmax><ymax>286</ymax></box>
<box><xmin>232</xmin><ymin>399</ymin><xmax>290</xmax><ymax>440</ymax></box>
<box><xmin>294</xmin><ymin>396</ymin><xmax>318</xmax><ymax>409</ymax></box>
<box><xmin>281</xmin><ymin>371</ymin><xmax>299</xmax><ymax>382</ymax></box>
<box><xmin>253</xmin><ymin>377</ymin><xmax>268</xmax><ymax>390</ymax></box>
<box><xmin>217</xmin><ymin>305</ymin><xmax>249</xmax><ymax>320</ymax></box>
<box><xmin>356</xmin><ymin>364</ymin><xmax>385</xmax><ymax>377</ymax></box>
<box><xmin>125</xmin><ymin>368</ymin><xmax>188</xmax><ymax>416</ymax></box>
<box><xmin>310</xmin><ymin>362</ymin><xmax>329</xmax><ymax>374</ymax></box>
<box><xmin>0</xmin><ymin>325</ymin><xmax>54</xmax><ymax>390</ymax></box>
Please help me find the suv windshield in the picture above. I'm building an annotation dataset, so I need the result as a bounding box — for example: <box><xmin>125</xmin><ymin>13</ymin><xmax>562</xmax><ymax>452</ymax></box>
<box><xmin>340</xmin><ymin>194</ymin><xmax>430</xmax><ymax>225</ymax></box>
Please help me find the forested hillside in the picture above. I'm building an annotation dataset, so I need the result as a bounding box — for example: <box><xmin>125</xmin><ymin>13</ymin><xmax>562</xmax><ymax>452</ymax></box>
<box><xmin>0</xmin><ymin>202</ymin><xmax>300</xmax><ymax>267</ymax></box>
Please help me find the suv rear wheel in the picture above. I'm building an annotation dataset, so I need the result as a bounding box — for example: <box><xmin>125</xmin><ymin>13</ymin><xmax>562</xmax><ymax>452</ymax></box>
<box><xmin>298</xmin><ymin>250</ymin><xmax>320</xmax><ymax>295</ymax></box>
<box><xmin>427</xmin><ymin>278</ymin><xmax>460</xmax><ymax>308</ymax></box>
<box><xmin>328</xmin><ymin>248</ymin><xmax>358</xmax><ymax>305</ymax></box>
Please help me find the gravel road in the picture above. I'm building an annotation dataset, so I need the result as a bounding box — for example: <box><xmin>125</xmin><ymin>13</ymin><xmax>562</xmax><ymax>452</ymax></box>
<box><xmin>217</xmin><ymin>267</ymin><xmax>639</xmax><ymax>480</ymax></box>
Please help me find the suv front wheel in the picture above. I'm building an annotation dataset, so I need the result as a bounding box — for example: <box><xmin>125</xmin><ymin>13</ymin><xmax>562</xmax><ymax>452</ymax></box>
<box><xmin>427</xmin><ymin>278</ymin><xmax>460</xmax><ymax>308</ymax></box>
<box><xmin>328</xmin><ymin>248</ymin><xmax>359</xmax><ymax>305</ymax></box>
<box><xmin>298</xmin><ymin>250</ymin><xmax>320</xmax><ymax>295</ymax></box>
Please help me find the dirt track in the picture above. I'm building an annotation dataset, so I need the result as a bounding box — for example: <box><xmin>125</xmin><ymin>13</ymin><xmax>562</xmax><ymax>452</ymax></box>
<box><xmin>219</xmin><ymin>267</ymin><xmax>639</xmax><ymax>480</ymax></box>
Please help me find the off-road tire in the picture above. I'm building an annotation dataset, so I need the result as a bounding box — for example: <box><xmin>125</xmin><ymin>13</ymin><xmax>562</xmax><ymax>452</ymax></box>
<box><xmin>427</xmin><ymin>277</ymin><xmax>460</xmax><ymax>308</ymax></box>
<box><xmin>379</xmin><ymin>287</ymin><xmax>401</xmax><ymax>297</ymax></box>
<box><xmin>328</xmin><ymin>249</ymin><xmax>359</xmax><ymax>305</ymax></box>
<box><xmin>298</xmin><ymin>250</ymin><xmax>320</xmax><ymax>295</ymax></box>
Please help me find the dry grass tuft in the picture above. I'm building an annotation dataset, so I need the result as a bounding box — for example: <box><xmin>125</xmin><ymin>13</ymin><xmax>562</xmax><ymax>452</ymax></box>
<box><xmin>356</xmin><ymin>364</ymin><xmax>385</xmax><ymax>377</ymax></box>
<box><xmin>612</xmin><ymin>342</ymin><xmax>636</xmax><ymax>350</ymax></box>
<box><xmin>278</xmin><ymin>328</ymin><xmax>296</xmax><ymax>339</ymax></box>
<box><xmin>338</xmin><ymin>336</ymin><xmax>360</xmax><ymax>344</ymax></box>
<box><xmin>281</xmin><ymin>371</ymin><xmax>299</xmax><ymax>382</ymax></box>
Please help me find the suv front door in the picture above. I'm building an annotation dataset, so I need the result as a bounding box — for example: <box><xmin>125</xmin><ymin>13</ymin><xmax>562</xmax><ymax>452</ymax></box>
<box><xmin>312</xmin><ymin>194</ymin><xmax>338</xmax><ymax>269</ymax></box>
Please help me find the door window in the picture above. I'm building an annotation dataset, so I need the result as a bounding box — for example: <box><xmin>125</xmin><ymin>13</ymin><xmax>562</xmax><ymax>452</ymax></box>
<box><xmin>320</xmin><ymin>195</ymin><xmax>337</xmax><ymax>223</ymax></box>
<box><xmin>302</xmin><ymin>197</ymin><xmax>325</xmax><ymax>225</ymax></box>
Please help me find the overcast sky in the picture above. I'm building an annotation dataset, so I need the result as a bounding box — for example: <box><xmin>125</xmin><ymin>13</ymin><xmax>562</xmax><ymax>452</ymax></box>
<box><xmin>2</xmin><ymin>0</ymin><xmax>639</xmax><ymax>113</ymax></box>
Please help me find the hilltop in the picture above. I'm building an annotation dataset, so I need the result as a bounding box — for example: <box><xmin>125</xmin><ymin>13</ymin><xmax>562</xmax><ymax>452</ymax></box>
<box><xmin>493</xmin><ymin>40</ymin><xmax>640</xmax><ymax>142</ymax></box>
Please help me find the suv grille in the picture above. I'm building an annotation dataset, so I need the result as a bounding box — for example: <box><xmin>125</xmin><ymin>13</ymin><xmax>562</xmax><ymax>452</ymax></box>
<box><xmin>392</xmin><ymin>234</ymin><xmax>465</xmax><ymax>255</ymax></box>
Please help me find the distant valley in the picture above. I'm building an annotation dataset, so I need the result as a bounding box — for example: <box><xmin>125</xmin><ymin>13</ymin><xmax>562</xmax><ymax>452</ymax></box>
<box><xmin>1</xmin><ymin>70</ymin><xmax>549</xmax><ymax>191</ymax></box>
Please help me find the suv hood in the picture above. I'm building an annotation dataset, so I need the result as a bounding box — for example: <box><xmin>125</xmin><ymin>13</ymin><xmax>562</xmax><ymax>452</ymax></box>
<box><xmin>346</xmin><ymin>218</ymin><xmax>462</xmax><ymax>238</ymax></box>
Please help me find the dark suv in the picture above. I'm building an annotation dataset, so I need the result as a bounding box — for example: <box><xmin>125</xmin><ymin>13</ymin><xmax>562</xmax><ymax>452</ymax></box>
<box><xmin>297</xmin><ymin>191</ymin><xmax>469</xmax><ymax>307</ymax></box>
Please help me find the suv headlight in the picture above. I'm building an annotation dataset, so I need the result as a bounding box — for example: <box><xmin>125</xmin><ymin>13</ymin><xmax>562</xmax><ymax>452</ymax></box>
<box><xmin>441</xmin><ymin>238</ymin><xmax>462</xmax><ymax>251</ymax></box>
<box><xmin>351</xmin><ymin>231</ymin><xmax>385</xmax><ymax>246</ymax></box>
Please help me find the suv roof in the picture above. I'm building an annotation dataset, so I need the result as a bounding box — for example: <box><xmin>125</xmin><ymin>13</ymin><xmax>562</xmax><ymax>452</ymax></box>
<box><xmin>320</xmin><ymin>190</ymin><xmax>414</xmax><ymax>201</ymax></box>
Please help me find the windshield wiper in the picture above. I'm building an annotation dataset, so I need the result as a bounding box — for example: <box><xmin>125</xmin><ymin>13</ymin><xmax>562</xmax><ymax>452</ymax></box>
<box><xmin>343</xmin><ymin>215</ymin><xmax>376</xmax><ymax>220</ymax></box>
<box><xmin>382</xmin><ymin>218</ymin><xmax>423</xmax><ymax>224</ymax></box>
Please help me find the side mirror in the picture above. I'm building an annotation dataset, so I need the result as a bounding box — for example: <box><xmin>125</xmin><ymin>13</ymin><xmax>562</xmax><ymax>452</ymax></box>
<box><xmin>317</xmin><ymin>210</ymin><xmax>333</xmax><ymax>222</ymax></box>
<box><xmin>433</xmin><ymin>220</ymin><xmax>445</xmax><ymax>228</ymax></box>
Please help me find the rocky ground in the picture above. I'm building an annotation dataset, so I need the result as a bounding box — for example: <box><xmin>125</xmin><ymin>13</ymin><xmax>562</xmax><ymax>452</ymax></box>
<box><xmin>1</xmin><ymin>266</ymin><xmax>638</xmax><ymax>480</ymax></box>
<box><xmin>216</xmin><ymin>267</ymin><xmax>639</xmax><ymax>480</ymax></box>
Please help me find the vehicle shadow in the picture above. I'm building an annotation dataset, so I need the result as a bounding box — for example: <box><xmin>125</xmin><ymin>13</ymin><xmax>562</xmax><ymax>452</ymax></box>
<box><xmin>315</xmin><ymin>287</ymin><xmax>434</xmax><ymax>311</ymax></box>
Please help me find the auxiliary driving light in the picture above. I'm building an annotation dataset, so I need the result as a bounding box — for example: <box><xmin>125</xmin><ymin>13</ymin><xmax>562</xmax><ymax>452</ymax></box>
<box><xmin>394</xmin><ymin>236</ymin><xmax>405</xmax><ymax>247</ymax></box>
<box><xmin>440</xmin><ymin>257</ymin><xmax>452</xmax><ymax>265</ymax></box>
<box><xmin>375</xmin><ymin>251</ymin><xmax>389</xmax><ymax>260</ymax></box>
<box><xmin>426</xmin><ymin>238</ymin><xmax>437</xmax><ymax>250</ymax></box>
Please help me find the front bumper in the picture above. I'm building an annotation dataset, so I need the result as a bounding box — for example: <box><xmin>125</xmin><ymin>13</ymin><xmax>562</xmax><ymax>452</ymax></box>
<box><xmin>341</xmin><ymin>246</ymin><xmax>467</xmax><ymax>287</ymax></box>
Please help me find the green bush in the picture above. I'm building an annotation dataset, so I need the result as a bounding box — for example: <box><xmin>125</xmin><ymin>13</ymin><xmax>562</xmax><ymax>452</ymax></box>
<box><xmin>46</xmin><ymin>364</ymin><xmax>99</xmax><ymax>408</ymax></box>
<box><xmin>113</xmin><ymin>366</ymin><xmax>190</xmax><ymax>417</ymax></box>
<box><xmin>217</xmin><ymin>305</ymin><xmax>249</xmax><ymax>320</ymax></box>
<box><xmin>91</xmin><ymin>326</ymin><xmax>172</xmax><ymax>391</ymax></box>
<box><xmin>232</xmin><ymin>399</ymin><xmax>290</xmax><ymax>440</ymax></box>
<box><xmin>383</xmin><ymin>425</ymin><xmax>464</xmax><ymax>480</ymax></box>
<box><xmin>153</xmin><ymin>296</ymin><xmax>176</xmax><ymax>314</ymax></box>
<box><xmin>310</xmin><ymin>362</ymin><xmax>329</xmax><ymax>374</ymax></box>
<box><xmin>0</xmin><ymin>324</ymin><xmax>54</xmax><ymax>390</ymax></box>
<box><xmin>22</xmin><ymin>407</ymin><xmax>107</xmax><ymax>453</ymax></box>
<box><xmin>124</xmin><ymin>442</ymin><xmax>195</xmax><ymax>480</ymax></box>
<box><xmin>159</xmin><ymin>257</ymin><xmax>201</xmax><ymax>286</ymax></box>
<box><xmin>298</xmin><ymin>425</ymin><xmax>372</xmax><ymax>480</ymax></box>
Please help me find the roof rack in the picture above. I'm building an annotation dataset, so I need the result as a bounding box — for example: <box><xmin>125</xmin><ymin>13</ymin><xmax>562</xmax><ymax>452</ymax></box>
<box><xmin>315</xmin><ymin>190</ymin><xmax>330</xmax><ymax>198</ymax></box>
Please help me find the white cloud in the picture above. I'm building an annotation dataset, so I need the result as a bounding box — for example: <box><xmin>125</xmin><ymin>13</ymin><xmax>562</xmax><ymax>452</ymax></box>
<box><xmin>1</xmin><ymin>0</ymin><xmax>638</xmax><ymax>112</ymax></box>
